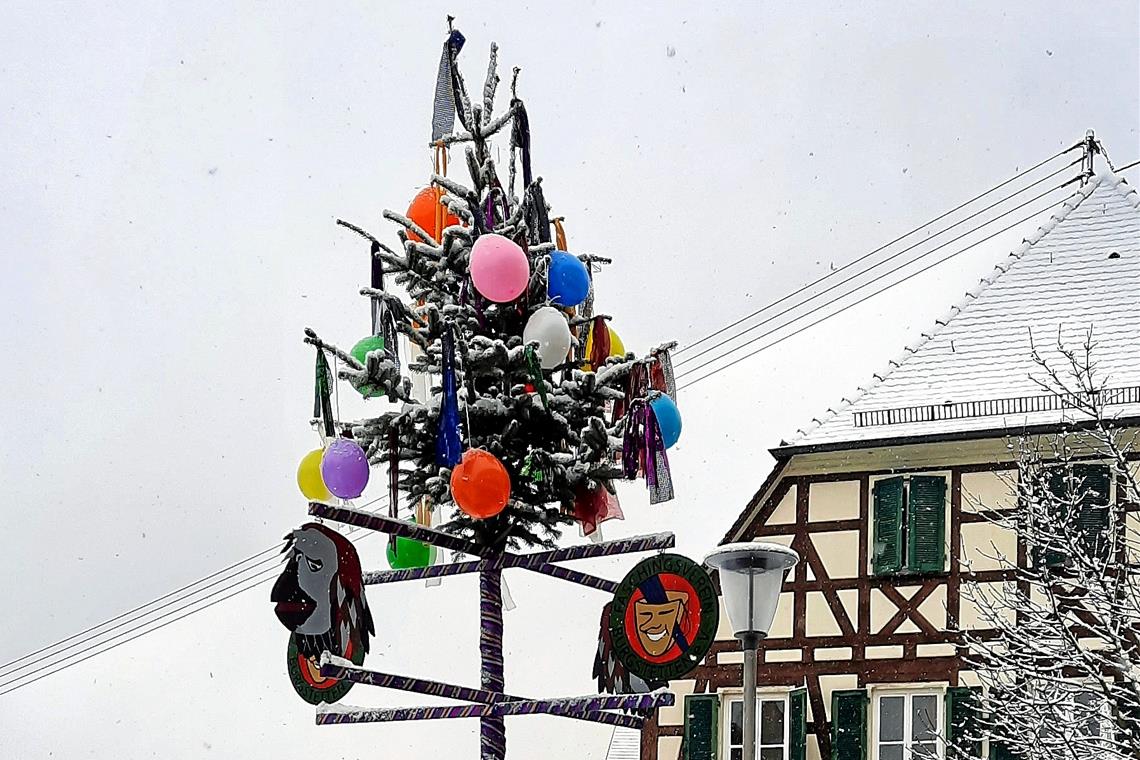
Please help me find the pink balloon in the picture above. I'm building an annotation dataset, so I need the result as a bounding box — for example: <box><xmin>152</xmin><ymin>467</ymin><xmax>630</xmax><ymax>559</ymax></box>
<box><xmin>470</xmin><ymin>234</ymin><xmax>530</xmax><ymax>303</ymax></box>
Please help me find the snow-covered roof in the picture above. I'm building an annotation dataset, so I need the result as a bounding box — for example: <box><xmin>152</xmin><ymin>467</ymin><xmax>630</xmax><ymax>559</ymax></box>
<box><xmin>780</xmin><ymin>171</ymin><xmax>1140</xmax><ymax>454</ymax></box>
<box><xmin>604</xmin><ymin>727</ymin><xmax>641</xmax><ymax>760</ymax></box>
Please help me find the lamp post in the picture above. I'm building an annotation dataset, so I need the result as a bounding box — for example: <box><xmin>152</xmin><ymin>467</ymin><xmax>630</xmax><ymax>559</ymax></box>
<box><xmin>704</xmin><ymin>542</ymin><xmax>799</xmax><ymax>760</ymax></box>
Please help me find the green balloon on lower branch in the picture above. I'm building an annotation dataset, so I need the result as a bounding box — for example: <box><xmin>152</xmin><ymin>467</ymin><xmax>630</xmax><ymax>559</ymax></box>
<box><xmin>350</xmin><ymin>335</ymin><xmax>387</xmax><ymax>398</ymax></box>
<box><xmin>351</xmin><ymin>335</ymin><xmax>386</xmax><ymax>364</ymax></box>
<box><xmin>387</xmin><ymin>537</ymin><xmax>437</xmax><ymax>569</ymax></box>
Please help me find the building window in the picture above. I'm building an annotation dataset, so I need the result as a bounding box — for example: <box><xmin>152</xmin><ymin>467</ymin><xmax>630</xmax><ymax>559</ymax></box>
<box><xmin>871</xmin><ymin>475</ymin><xmax>947</xmax><ymax>575</ymax></box>
<box><xmin>1035</xmin><ymin>463</ymin><xmax>1113</xmax><ymax>568</ymax></box>
<box><xmin>875</xmin><ymin>691</ymin><xmax>941</xmax><ymax>760</ymax></box>
<box><xmin>725</xmin><ymin>694</ymin><xmax>788</xmax><ymax>760</ymax></box>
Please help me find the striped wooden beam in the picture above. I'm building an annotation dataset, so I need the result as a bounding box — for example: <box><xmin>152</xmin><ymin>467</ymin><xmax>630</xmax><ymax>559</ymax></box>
<box><xmin>315</xmin><ymin>692</ymin><xmax>673</xmax><ymax>728</ymax></box>
<box><xmin>308</xmin><ymin>502</ymin><xmax>491</xmax><ymax>557</ymax></box>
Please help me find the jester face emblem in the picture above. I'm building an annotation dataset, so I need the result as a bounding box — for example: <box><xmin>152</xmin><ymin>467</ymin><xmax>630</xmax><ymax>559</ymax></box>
<box><xmin>607</xmin><ymin>554</ymin><xmax>719</xmax><ymax>684</ymax></box>
<box><xmin>271</xmin><ymin>523</ymin><xmax>374</xmax><ymax>704</ymax></box>
<box><xmin>634</xmin><ymin>590</ymin><xmax>690</xmax><ymax>657</ymax></box>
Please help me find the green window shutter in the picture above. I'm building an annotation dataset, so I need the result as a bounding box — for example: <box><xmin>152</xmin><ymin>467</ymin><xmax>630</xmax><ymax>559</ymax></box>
<box><xmin>683</xmin><ymin>694</ymin><xmax>719</xmax><ymax>760</ymax></box>
<box><xmin>789</xmin><ymin>688</ymin><xmax>808</xmax><ymax>760</ymax></box>
<box><xmin>989</xmin><ymin>739</ymin><xmax>1019</xmax><ymax>760</ymax></box>
<box><xmin>1074</xmin><ymin>464</ymin><xmax>1111</xmax><ymax>562</ymax></box>
<box><xmin>831</xmin><ymin>689</ymin><xmax>868</xmax><ymax>760</ymax></box>
<box><xmin>945</xmin><ymin>686</ymin><xmax>982</xmax><ymax>759</ymax></box>
<box><xmin>872</xmin><ymin>477</ymin><xmax>904</xmax><ymax>575</ymax></box>
<box><xmin>908</xmin><ymin>475</ymin><xmax>947</xmax><ymax>572</ymax></box>
<box><xmin>1040</xmin><ymin>467</ymin><xmax>1071</xmax><ymax>569</ymax></box>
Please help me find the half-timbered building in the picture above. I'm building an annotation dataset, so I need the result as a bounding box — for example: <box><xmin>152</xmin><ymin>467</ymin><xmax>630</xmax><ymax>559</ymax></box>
<box><xmin>644</xmin><ymin>170</ymin><xmax>1140</xmax><ymax>760</ymax></box>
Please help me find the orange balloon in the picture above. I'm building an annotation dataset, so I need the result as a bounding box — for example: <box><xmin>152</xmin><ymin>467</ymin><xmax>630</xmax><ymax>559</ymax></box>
<box><xmin>406</xmin><ymin>186</ymin><xmax>461</xmax><ymax>243</ymax></box>
<box><xmin>450</xmin><ymin>449</ymin><xmax>511</xmax><ymax>519</ymax></box>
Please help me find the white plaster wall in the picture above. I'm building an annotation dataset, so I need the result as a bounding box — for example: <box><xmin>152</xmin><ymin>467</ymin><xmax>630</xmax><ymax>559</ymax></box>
<box><xmin>808</xmin><ymin>480</ymin><xmax>861</xmax><ymax>522</ymax></box>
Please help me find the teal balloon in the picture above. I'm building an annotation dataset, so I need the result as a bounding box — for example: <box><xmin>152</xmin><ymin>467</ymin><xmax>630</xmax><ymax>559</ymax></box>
<box><xmin>386</xmin><ymin>537</ymin><xmax>437</xmax><ymax>569</ymax></box>
<box><xmin>547</xmin><ymin>251</ymin><xmax>590</xmax><ymax>307</ymax></box>
<box><xmin>651</xmin><ymin>395</ymin><xmax>682</xmax><ymax>449</ymax></box>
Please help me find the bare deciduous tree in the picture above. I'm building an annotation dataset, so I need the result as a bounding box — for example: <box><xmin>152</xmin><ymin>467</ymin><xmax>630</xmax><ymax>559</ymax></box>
<box><xmin>951</xmin><ymin>333</ymin><xmax>1140</xmax><ymax>760</ymax></box>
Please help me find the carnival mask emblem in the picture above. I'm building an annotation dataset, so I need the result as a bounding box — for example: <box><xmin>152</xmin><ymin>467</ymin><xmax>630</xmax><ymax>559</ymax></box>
<box><xmin>271</xmin><ymin>523</ymin><xmax>374</xmax><ymax>704</ymax></box>
<box><xmin>606</xmin><ymin>553</ymin><xmax>718</xmax><ymax>683</ymax></box>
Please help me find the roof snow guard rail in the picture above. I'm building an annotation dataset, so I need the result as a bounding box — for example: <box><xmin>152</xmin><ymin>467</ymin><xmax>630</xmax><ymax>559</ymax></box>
<box><xmin>853</xmin><ymin>385</ymin><xmax>1140</xmax><ymax>427</ymax></box>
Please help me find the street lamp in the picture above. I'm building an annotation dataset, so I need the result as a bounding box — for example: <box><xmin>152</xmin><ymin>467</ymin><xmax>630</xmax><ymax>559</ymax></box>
<box><xmin>704</xmin><ymin>542</ymin><xmax>799</xmax><ymax>760</ymax></box>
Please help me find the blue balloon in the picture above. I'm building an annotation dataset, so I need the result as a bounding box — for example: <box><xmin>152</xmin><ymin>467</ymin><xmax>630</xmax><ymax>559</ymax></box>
<box><xmin>650</xmin><ymin>394</ymin><xmax>682</xmax><ymax>449</ymax></box>
<box><xmin>547</xmin><ymin>251</ymin><xmax>591</xmax><ymax>307</ymax></box>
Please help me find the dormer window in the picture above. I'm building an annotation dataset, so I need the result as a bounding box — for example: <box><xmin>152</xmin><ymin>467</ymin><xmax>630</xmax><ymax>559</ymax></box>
<box><xmin>871</xmin><ymin>475</ymin><xmax>947</xmax><ymax>575</ymax></box>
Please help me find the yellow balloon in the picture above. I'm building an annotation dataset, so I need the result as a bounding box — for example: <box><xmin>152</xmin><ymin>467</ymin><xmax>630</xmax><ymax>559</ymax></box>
<box><xmin>297</xmin><ymin>448</ymin><xmax>332</xmax><ymax>502</ymax></box>
<box><xmin>583</xmin><ymin>325</ymin><xmax>626</xmax><ymax>371</ymax></box>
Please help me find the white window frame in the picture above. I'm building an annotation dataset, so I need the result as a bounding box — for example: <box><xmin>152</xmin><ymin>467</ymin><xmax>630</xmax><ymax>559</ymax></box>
<box><xmin>872</xmin><ymin>688</ymin><xmax>944</xmax><ymax>760</ymax></box>
<box><xmin>721</xmin><ymin>691</ymin><xmax>790</xmax><ymax>760</ymax></box>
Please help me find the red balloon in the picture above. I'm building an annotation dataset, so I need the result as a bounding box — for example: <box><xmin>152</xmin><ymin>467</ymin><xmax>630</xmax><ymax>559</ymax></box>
<box><xmin>406</xmin><ymin>186</ymin><xmax>461</xmax><ymax>243</ymax></box>
<box><xmin>450</xmin><ymin>449</ymin><xmax>511</xmax><ymax>519</ymax></box>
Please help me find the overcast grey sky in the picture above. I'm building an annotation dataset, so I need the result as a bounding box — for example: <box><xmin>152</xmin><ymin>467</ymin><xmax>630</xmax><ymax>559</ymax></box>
<box><xmin>1</xmin><ymin>2</ymin><xmax>1137</xmax><ymax>758</ymax></box>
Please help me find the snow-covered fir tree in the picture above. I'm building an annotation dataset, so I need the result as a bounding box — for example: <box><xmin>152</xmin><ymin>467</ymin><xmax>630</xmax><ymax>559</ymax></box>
<box><xmin>305</xmin><ymin>32</ymin><xmax>672</xmax><ymax>553</ymax></box>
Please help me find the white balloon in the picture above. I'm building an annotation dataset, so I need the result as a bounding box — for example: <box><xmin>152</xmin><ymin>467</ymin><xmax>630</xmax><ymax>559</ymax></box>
<box><xmin>522</xmin><ymin>306</ymin><xmax>572</xmax><ymax>370</ymax></box>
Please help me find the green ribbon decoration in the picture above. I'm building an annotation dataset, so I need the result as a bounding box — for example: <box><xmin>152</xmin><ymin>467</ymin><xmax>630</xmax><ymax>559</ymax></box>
<box><xmin>314</xmin><ymin>348</ymin><xmax>335</xmax><ymax>437</ymax></box>
<box><xmin>523</xmin><ymin>345</ymin><xmax>549</xmax><ymax>409</ymax></box>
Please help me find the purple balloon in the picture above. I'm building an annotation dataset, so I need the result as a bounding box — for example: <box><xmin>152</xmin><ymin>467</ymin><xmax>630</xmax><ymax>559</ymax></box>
<box><xmin>320</xmin><ymin>438</ymin><xmax>370</xmax><ymax>499</ymax></box>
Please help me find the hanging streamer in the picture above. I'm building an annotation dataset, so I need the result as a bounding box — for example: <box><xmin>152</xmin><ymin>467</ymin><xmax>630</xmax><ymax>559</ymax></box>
<box><xmin>523</xmin><ymin>345</ymin><xmax>549</xmax><ymax>409</ymax></box>
<box><xmin>588</xmin><ymin>317</ymin><xmax>611</xmax><ymax>371</ymax></box>
<box><xmin>621</xmin><ymin>400</ymin><xmax>674</xmax><ymax>505</ymax></box>
<box><xmin>612</xmin><ymin>358</ymin><xmax>648</xmax><ymax>426</ymax></box>
<box><xmin>388</xmin><ymin>429</ymin><xmax>400</xmax><ymax>554</ymax></box>
<box><xmin>649</xmin><ymin>345</ymin><xmax>677</xmax><ymax>401</ymax></box>
<box><xmin>573</xmin><ymin>482</ymin><xmax>624</xmax><ymax>537</ymax></box>
<box><xmin>431</xmin><ymin>29</ymin><xmax>466</xmax><ymax>140</ymax></box>
<box><xmin>314</xmin><ymin>348</ymin><xmax>335</xmax><ymax>438</ymax></box>
<box><xmin>552</xmin><ymin>217</ymin><xmax>568</xmax><ymax>251</ymax></box>
<box><xmin>435</xmin><ymin>326</ymin><xmax>463</xmax><ymax>467</ymax></box>
<box><xmin>510</xmin><ymin>100</ymin><xmax>533</xmax><ymax>189</ymax></box>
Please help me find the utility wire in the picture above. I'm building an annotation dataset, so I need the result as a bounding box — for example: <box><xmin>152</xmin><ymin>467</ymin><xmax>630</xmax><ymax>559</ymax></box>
<box><xmin>675</xmin><ymin>192</ymin><xmax>1074</xmax><ymax>391</ymax></box>
<box><xmin>0</xmin><ymin>496</ymin><xmax>389</xmax><ymax>692</ymax></box>
<box><xmin>0</xmin><ymin>556</ymin><xmax>338</xmax><ymax>698</ymax></box>
<box><xmin>0</xmin><ymin>146</ymin><xmax>1092</xmax><ymax>698</ymax></box>
<box><xmin>673</xmin><ymin>177</ymin><xmax>1077</xmax><ymax>382</ymax></box>
<box><xmin>673</xmin><ymin>158</ymin><xmax>1080</xmax><ymax>370</ymax></box>
<box><xmin>674</xmin><ymin>144</ymin><xmax>1081</xmax><ymax>357</ymax></box>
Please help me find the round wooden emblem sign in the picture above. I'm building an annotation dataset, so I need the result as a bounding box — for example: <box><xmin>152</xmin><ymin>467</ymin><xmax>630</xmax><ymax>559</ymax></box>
<box><xmin>286</xmin><ymin>634</ymin><xmax>364</xmax><ymax>705</ymax></box>
<box><xmin>608</xmin><ymin>553</ymin><xmax>719</xmax><ymax>683</ymax></box>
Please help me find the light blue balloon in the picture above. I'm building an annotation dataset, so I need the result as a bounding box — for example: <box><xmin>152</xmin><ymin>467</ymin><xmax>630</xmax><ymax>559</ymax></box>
<box><xmin>651</xmin><ymin>394</ymin><xmax>682</xmax><ymax>449</ymax></box>
<box><xmin>547</xmin><ymin>251</ymin><xmax>591</xmax><ymax>307</ymax></box>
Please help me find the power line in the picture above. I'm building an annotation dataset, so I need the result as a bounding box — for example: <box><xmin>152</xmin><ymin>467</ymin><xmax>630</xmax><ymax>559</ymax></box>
<box><xmin>0</xmin><ymin>496</ymin><xmax>390</xmax><ymax>693</ymax></box>
<box><xmin>672</xmin><ymin>178</ymin><xmax>1076</xmax><ymax>383</ymax></box>
<box><xmin>0</xmin><ymin>146</ymin><xmax>1091</xmax><ymax>698</ymax></box>
<box><xmin>672</xmin><ymin>158</ymin><xmax>1080</xmax><ymax>370</ymax></box>
<box><xmin>674</xmin><ymin>144</ymin><xmax>1081</xmax><ymax>357</ymax></box>
<box><xmin>0</xmin><ymin>542</ymin><xmax>280</xmax><ymax>676</ymax></box>
<box><xmin>0</xmin><ymin>564</ymin><xmax>288</xmax><ymax>698</ymax></box>
<box><xmin>675</xmin><ymin>193</ymin><xmax>1072</xmax><ymax>391</ymax></box>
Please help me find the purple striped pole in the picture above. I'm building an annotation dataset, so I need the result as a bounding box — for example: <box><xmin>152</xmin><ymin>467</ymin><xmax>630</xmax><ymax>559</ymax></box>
<box><xmin>316</xmin><ymin>662</ymin><xmax>646</xmax><ymax>730</ymax></box>
<box><xmin>524</xmin><ymin>562</ymin><xmax>618</xmax><ymax>593</ymax></box>
<box><xmin>315</xmin><ymin>692</ymin><xmax>673</xmax><ymax>726</ymax></box>
<box><xmin>308</xmin><ymin>502</ymin><xmax>491</xmax><ymax>557</ymax></box>
<box><xmin>363</xmin><ymin>559</ymin><xmax>482</xmax><ymax>585</ymax></box>
<box><xmin>479</xmin><ymin>566</ymin><xmax>506</xmax><ymax>760</ymax></box>
<box><xmin>503</xmin><ymin>532</ymin><xmax>675</xmax><ymax>565</ymax></box>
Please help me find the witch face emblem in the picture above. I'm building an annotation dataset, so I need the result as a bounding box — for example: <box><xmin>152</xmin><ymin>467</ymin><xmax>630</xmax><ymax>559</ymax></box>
<box><xmin>270</xmin><ymin>523</ymin><xmax>374</xmax><ymax>704</ymax></box>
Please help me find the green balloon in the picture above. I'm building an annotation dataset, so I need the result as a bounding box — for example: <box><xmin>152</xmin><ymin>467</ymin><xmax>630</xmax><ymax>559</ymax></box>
<box><xmin>350</xmin><ymin>335</ymin><xmax>387</xmax><ymax>398</ymax></box>
<box><xmin>350</xmin><ymin>335</ymin><xmax>386</xmax><ymax>365</ymax></box>
<box><xmin>386</xmin><ymin>537</ymin><xmax>436</xmax><ymax>569</ymax></box>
